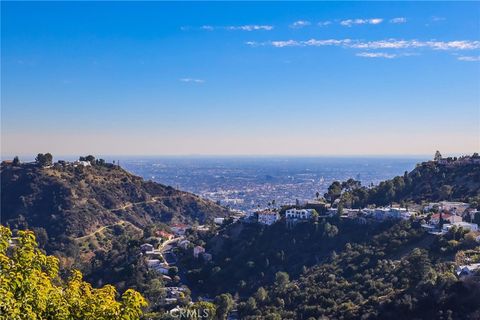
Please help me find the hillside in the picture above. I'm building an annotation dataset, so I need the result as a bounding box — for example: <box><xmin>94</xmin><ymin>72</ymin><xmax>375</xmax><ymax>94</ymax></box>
<box><xmin>238</xmin><ymin>221</ymin><xmax>480</xmax><ymax>320</ymax></box>
<box><xmin>180</xmin><ymin>218</ymin><xmax>405</xmax><ymax>296</ymax></box>
<box><xmin>1</xmin><ymin>161</ymin><xmax>229</xmax><ymax>243</ymax></box>
<box><xmin>177</xmin><ymin>217</ymin><xmax>480</xmax><ymax>319</ymax></box>
<box><xmin>325</xmin><ymin>159</ymin><xmax>480</xmax><ymax>208</ymax></box>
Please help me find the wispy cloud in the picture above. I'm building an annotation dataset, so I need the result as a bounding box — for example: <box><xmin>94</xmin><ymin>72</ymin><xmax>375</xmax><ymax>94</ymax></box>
<box><xmin>390</xmin><ymin>17</ymin><xmax>407</xmax><ymax>24</ymax></box>
<box><xmin>356</xmin><ymin>52</ymin><xmax>398</xmax><ymax>59</ymax></box>
<box><xmin>340</xmin><ymin>18</ymin><xmax>383</xmax><ymax>27</ymax></box>
<box><xmin>289</xmin><ymin>20</ymin><xmax>311</xmax><ymax>29</ymax></box>
<box><xmin>247</xmin><ymin>39</ymin><xmax>480</xmax><ymax>51</ymax></box>
<box><xmin>180</xmin><ymin>78</ymin><xmax>205</xmax><ymax>84</ymax></box>
<box><xmin>270</xmin><ymin>40</ymin><xmax>300</xmax><ymax>48</ymax></box>
<box><xmin>247</xmin><ymin>39</ymin><xmax>353</xmax><ymax>48</ymax></box>
<box><xmin>318</xmin><ymin>21</ymin><xmax>332</xmax><ymax>27</ymax></box>
<box><xmin>350</xmin><ymin>39</ymin><xmax>480</xmax><ymax>50</ymax></box>
<box><xmin>304</xmin><ymin>39</ymin><xmax>352</xmax><ymax>46</ymax></box>
<box><xmin>457</xmin><ymin>56</ymin><xmax>480</xmax><ymax>62</ymax></box>
<box><xmin>246</xmin><ymin>38</ymin><xmax>480</xmax><ymax>60</ymax></box>
<box><xmin>199</xmin><ymin>25</ymin><xmax>273</xmax><ymax>31</ymax></box>
<box><xmin>228</xmin><ymin>25</ymin><xmax>273</xmax><ymax>31</ymax></box>
<box><xmin>201</xmin><ymin>25</ymin><xmax>215</xmax><ymax>31</ymax></box>
<box><xmin>431</xmin><ymin>16</ymin><xmax>446</xmax><ymax>22</ymax></box>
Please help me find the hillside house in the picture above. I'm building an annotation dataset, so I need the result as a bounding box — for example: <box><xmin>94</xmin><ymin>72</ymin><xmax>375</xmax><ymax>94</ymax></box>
<box><xmin>443</xmin><ymin>222</ymin><xmax>479</xmax><ymax>232</ymax></box>
<box><xmin>179</xmin><ymin>239</ymin><xmax>191</xmax><ymax>249</ymax></box>
<box><xmin>456</xmin><ymin>263</ymin><xmax>480</xmax><ymax>277</ymax></box>
<box><xmin>193</xmin><ymin>246</ymin><xmax>205</xmax><ymax>258</ymax></box>
<box><xmin>214</xmin><ymin>217</ymin><xmax>225</xmax><ymax>224</ymax></box>
<box><xmin>439</xmin><ymin>201</ymin><xmax>470</xmax><ymax>214</ymax></box>
<box><xmin>430</xmin><ymin>213</ymin><xmax>463</xmax><ymax>225</ymax></box>
<box><xmin>171</xmin><ymin>224</ymin><xmax>189</xmax><ymax>236</ymax></box>
<box><xmin>156</xmin><ymin>230</ymin><xmax>174</xmax><ymax>241</ymax></box>
<box><xmin>285</xmin><ymin>208</ymin><xmax>314</xmax><ymax>220</ymax></box>
<box><xmin>141</xmin><ymin>243</ymin><xmax>154</xmax><ymax>252</ymax></box>
<box><xmin>425</xmin><ymin>202</ymin><xmax>470</xmax><ymax>214</ymax></box>
<box><xmin>257</xmin><ymin>210</ymin><xmax>280</xmax><ymax>225</ymax></box>
<box><xmin>360</xmin><ymin>207</ymin><xmax>414</xmax><ymax>220</ymax></box>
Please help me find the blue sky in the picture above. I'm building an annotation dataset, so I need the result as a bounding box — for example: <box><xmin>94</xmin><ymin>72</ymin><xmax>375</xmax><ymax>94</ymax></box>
<box><xmin>2</xmin><ymin>1</ymin><xmax>479</xmax><ymax>157</ymax></box>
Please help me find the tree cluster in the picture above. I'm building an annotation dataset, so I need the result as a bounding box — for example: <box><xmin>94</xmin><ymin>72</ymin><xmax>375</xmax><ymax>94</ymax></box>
<box><xmin>0</xmin><ymin>225</ymin><xmax>147</xmax><ymax>320</ymax></box>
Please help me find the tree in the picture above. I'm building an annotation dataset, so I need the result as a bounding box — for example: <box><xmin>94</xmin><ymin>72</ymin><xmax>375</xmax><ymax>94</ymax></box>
<box><xmin>214</xmin><ymin>293</ymin><xmax>234</xmax><ymax>320</ymax></box>
<box><xmin>35</xmin><ymin>153</ymin><xmax>53</xmax><ymax>167</ymax></box>
<box><xmin>168</xmin><ymin>266</ymin><xmax>179</xmax><ymax>277</ymax></box>
<box><xmin>337</xmin><ymin>203</ymin><xmax>344</xmax><ymax>216</ymax></box>
<box><xmin>274</xmin><ymin>271</ymin><xmax>290</xmax><ymax>288</ymax></box>
<box><xmin>0</xmin><ymin>225</ymin><xmax>147</xmax><ymax>319</ymax></box>
<box><xmin>440</xmin><ymin>185</ymin><xmax>453</xmax><ymax>200</ymax></box>
<box><xmin>325</xmin><ymin>181</ymin><xmax>342</xmax><ymax>203</ymax></box>
<box><xmin>245</xmin><ymin>297</ymin><xmax>257</xmax><ymax>313</ymax></box>
<box><xmin>187</xmin><ymin>301</ymin><xmax>216</xmax><ymax>320</ymax></box>
<box><xmin>255</xmin><ymin>287</ymin><xmax>268</xmax><ymax>303</ymax></box>
<box><xmin>324</xmin><ymin>222</ymin><xmax>339</xmax><ymax>238</ymax></box>
<box><xmin>434</xmin><ymin>150</ymin><xmax>442</xmax><ymax>161</ymax></box>
<box><xmin>473</xmin><ymin>211</ymin><xmax>480</xmax><ymax>225</ymax></box>
<box><xmin>85</xmin><ymin>155</ymin><xmax>96</xmax><ymax>164</ymax></box>
<box><xmin>144</xmin><ymin>279</ymin><xmax>166</xmax><ymax>309</ymax></box>
<box><xmin>32</xmin><ymin>227</ymin><xmax>49</xmax><ymax>249</ymax></box>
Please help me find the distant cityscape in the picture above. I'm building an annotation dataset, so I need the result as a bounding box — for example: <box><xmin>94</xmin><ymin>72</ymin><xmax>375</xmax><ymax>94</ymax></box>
<box><xmin>122</xmin><ymin>157</ymin><xmax>425</xmax><ymax>212</ymax></box>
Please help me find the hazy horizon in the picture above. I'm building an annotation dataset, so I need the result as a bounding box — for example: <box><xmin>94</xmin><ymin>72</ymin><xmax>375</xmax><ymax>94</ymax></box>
<box><xmin>0</xmin><ymin>153</ymin><xmax>457</xmax><ymax>164</ymax></box>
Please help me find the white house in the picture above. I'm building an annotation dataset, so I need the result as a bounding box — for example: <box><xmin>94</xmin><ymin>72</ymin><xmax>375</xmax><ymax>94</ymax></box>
<box><xmin>141</xmin><ymin>243</ymin><xmax>154</xmax><ymax>252</ymax></box>
<box><xmin>193</xmin><ymin>246</ymin><xmax>205</xmax><ymax>258</ymax></box>
<box><xmin>73</xmin><ymin>160</ymin><xmax>91</xmax><ymax>167</ymax></box>
<box><xmin>439</xmin><ymin>201</ymin><xmax>470</xmax><ymax>214</ymax></box>
<box><xmin>214</xmin><ymin>218</ymin><xmax>225</xmax><ymax>225</ymax></box>
<box><xmin>344</xmin><ymin>209</ymin><xmax>361</xmax><ymax>218</ymax></box>
<box><xmin>327</xmin><ymin>208</ymin><xmax>339</xmax><ymax>216</ymax></box>
<box><xmin>257</xmin><ymin>210</ymin><xmax>280</xmax><ymax>225</ymax></box>
<box><xmin>146</xmin><ymin>259</ymin><xmax>161</xmax><ymax>268</ymax></box>
<box><xmin>399</xmin><ymin>210</ymin><xmax>415</xmax><ymax>220</ymax></box>
<box><xmin>443</xmin><ymin>222</ymin><xmax>479</xmax><ymax>232</ymax></box>
<box><xmin>178</xmin><ymin>239</ymin><xmax>191</xmax><ymax>249</ymax></box>
<box><xmin>171</xmin><ymin>224</ymin><xmax>189</xmax><ymax>236</ymax></box>
<box><xmin>373</xmin><ymin>208</ymin><xmax>391</xmax><ymax>220</ymax></box>
<box><xmin>388</xmin><ymin>208</ymin><xmax>416</xmax><ymax>220</ymax></box>
<box><xmin>456</xmin><ymin>263</ymin><xmax>480</xmax><ymax>277</ymax></box>
<box><xmin>425</xmin><ymin>202</ymin><xmax>470</xmax><ymax>214</ymax></box>
<box><xmin>285</xmin><ymin>208</ymin><xmax>314</xmax><ymax>220</ymax></box>
<box><xmin>156</xmin><ymin>266</ymin><xmax>170</xmax><ymax>275</ymax></box>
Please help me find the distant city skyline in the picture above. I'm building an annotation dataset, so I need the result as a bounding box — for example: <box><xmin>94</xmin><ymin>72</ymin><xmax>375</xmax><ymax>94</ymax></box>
<box><xmin>2</xmin><ymin>2</ymin><xmax>479</xmax><ymax>156</ymax></box>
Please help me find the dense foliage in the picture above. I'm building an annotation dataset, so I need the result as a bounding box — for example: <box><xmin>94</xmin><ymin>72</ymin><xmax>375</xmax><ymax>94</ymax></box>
<box><xmin>179</xmin><ymin>219</ymin><xmax>423</xmax><ymax>297</ymax></box>
<box><xmin>0</xmin><ymin>225</ymin><xmax>147</xmax><ymax>320</ymax></box>
<box><xmin>237</xmin><ymin>221</ymin><xmax>480</xmax><ymax>320</ymax></box>
<box><xmin>324</xmin><ymin>161</ymin><xmax>480</xmax><ymax>208</ymax></box>
<box><xmin>176</xmin><ymin>218</ymin><xmax>480</xmax><ymax>319</ymax></box>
